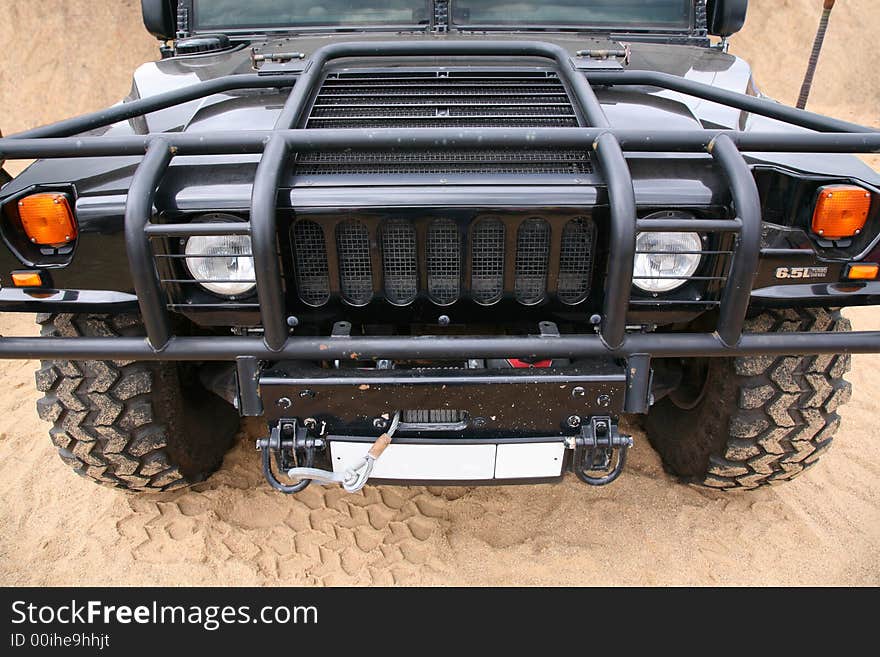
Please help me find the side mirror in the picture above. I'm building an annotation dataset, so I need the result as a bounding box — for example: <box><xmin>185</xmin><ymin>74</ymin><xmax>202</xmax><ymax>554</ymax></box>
<box><xmin>141</xmin><ymin>0</ymin><xmax>177</xmax><ymax>41</ymax></box>
<box><xmin>706</xmin><ymin>0</ymin><xmax>748</xmax><ymax>37</ymax></box>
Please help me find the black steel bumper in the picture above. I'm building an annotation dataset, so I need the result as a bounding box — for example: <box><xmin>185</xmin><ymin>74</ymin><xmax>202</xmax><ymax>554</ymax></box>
<box><xmin>260</xmin><ymin>362</ymin><xmax>625</xmax><ymax>436</ymax></box>
<box><xmin>1</xmin><ymin>39</ymin><xmax>880</xmax><ymax>383</ymax></box>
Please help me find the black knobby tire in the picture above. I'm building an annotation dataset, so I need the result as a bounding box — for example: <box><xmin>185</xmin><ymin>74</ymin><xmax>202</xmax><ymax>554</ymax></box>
<box><xmin>35</xmin><ymin>313</ymin><xmax>239</xmax><ymax>492</ymax></box>
<box><xmin>646</xmin><ymin>308</ymin><xmax>852</xmax><ymax>489</ymax></box>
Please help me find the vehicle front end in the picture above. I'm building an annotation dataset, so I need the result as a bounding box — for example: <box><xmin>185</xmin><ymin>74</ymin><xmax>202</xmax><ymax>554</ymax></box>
<box><xmin>1</xmin><ymin>0</ymin><xmax>879</xmax><ymax>493</ymax></box>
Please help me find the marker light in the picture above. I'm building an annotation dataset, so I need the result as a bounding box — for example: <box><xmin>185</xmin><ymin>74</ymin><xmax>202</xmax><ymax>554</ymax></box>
<box><xmin>11</xmin><ymin>271</ymin><xmax>43</xmax><ymax>287</ymax></box>
<box><xmin>811</xmin><ymin>185</ymin><xmax>871</xmax><ymax>240</ymax></box>
<box><xmin>17</xmin><ymin>193</ymin><xmax>77</xmax><ymax>247</ymax></box>
<box><xmin>845</xmin><ymin>263</ymin><xmax>880</xmax><ymax>280</ymax></box>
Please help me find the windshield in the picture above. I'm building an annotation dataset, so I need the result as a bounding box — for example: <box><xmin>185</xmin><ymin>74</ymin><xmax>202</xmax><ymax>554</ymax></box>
<box><xmin>193</xmin><ymin>1</ymin><xmax>692</xmax><ymax>32</ymax></box>
<box><xmin>454</xmin><ymin>1</ymin><xmax>692</xmax><ymax>29</ymax></box>
<box><xmin>193</xmin><ymin>1</ymin><xmax>431</xmax><ymax>30</ymax></box>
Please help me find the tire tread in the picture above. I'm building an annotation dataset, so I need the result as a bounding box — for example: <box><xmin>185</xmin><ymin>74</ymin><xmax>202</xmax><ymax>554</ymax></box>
<box><xmin>35</xmin><ymin>313</ymin><xmax>233</xmax><ymax>492</ymax></box>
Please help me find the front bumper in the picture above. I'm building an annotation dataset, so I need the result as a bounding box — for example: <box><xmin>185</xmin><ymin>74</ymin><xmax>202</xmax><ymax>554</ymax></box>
<box><xmin>260</xmin><ymin>361</ymin><xmax>626</xmax><ymax>436</ymax></box>
<box><xmin>1</xmin><ymin>40</ymin><xmax>880</xmax><ymax>381</ymax></box>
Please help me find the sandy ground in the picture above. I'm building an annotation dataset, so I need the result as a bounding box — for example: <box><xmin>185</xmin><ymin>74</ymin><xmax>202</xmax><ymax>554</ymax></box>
<box><xmin>0</xmin><ymin>0</ymin><xmax>879</xmax><ymax>586</ymax></box>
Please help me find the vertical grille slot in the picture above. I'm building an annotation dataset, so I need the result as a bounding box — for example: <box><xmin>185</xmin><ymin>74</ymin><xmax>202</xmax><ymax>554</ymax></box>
<box><xmin>291</xmin><ymin>220</ymin><xmax>331</xmax><ymax>307</ymax></box>
<box><xmin>557</xmin><ymin>217</ymin><xmax>596</xmax><ymax>305</ymax></box>
<box><xmin>380</xmin><ymin>219</ymin><xmax>418</xmax><ymax>305</ymax></box>
<box><xmin>427</xmin><ymin>219</ymin><xmax>461</xmax><ymax>305</ymax></box>
<box><xmin>336</xmin><ymin>220</ymin><xmax>373</xmax><ymax>305</ymax></box>
<box><xmin>470</xmin><ymin>219</ymin><xmax>506</xmax><ymax>305</ymax></box>
<box><xmin>514</xmin><ymin>218</ymin><xmax>551</xmax><ymax>304</ymax></box>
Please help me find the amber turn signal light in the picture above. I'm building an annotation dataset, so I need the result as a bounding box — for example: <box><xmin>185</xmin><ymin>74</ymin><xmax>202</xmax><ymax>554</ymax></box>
<box><xmin>16</xmin><ymin>192</ymin><xmax>77</xmax><ymax>247</ymax></box>
<box><xmin>844</xmin><ymin>263</ymin><xmax>880</xmax><ymax>280</ymax></box>
<box><xmin>811</xmin><ymin>185</ymin><xmax>871</xmax><ymax>240</ymax></box>
<box><xmin>11</xmin><ymin>271</ymin><xmax>43</xmax><ymax>287</ymax></box>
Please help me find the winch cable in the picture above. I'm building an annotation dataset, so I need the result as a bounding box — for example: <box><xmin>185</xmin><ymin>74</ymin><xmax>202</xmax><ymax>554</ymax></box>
<box><xmin>287</xmin><ymin>411</ymin><xmax>401</xmax><ymax>493</ymax></box>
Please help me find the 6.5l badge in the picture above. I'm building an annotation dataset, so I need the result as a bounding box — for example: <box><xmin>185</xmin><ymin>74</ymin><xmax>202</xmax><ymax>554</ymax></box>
<box><xmin>775</xmin><ymin>266</ymin><xmax>829</xmax><ymax>279</ymax></box>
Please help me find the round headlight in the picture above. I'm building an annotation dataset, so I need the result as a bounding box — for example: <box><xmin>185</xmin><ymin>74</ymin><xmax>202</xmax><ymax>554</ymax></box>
<box><xmin>184</xmin><ymin>234</ymin><xmax>256</xmax><ymax>297</ymax></box>
<box><xmin>633</xmin><ymin>231</ymin><xmax>702</xmax><ymax>293</ymax></box>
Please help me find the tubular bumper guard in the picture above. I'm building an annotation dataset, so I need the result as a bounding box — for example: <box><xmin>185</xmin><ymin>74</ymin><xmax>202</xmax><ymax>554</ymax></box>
<box><xmin>0</xmin><ymin>40</ymin><xmax>879</xmax><ymax>388</ymax></box>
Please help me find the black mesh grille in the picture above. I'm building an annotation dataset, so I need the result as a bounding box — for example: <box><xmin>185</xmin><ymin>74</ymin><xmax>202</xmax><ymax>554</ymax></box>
<box><xmin>291</xmin><ymin>220</ymin><xmax>330</xmax><ymax>306</ymax></box>
<box><xmin>557</xmin><ymin>218</ymin><xmax>596</xmax><ymax>305</ymax></box>
<box><xmin>427</xmin><ymin>219</ymin><xmax>462</xmax><ymax>305</ymax></box>
<box><xmin>470</xmin><ymin>219</ymin><xmax>506</xmax><ymax>305</ymax></box>
<box><xmin>295</xmin><ymin>149</ymin><xmax>592</xmax><ymax>176</ymax></box>
<box><xmin>514</xmin><ymin>218</ymin><xmax>551</xmax><ymax>304</ymax></box>
<box><xmin>292</xmin><ymin>215</ymin><xmax>596</xmax><ymax>308</ymax></box>
<box><xmin>336</xmin><ymin>220</ymin><xmax>373</xmax><ymax>305</ymax></box>
<box><xmin>308</xmin><ymin>71</ymin><xmax>577</xmax><ymax>128</ymax></box>
<box><xmin>380</xmin><ymin>219</ymin><xmax>418</xmax><ymax>305</ymax></box>
<box><xmin>301</xmin><ymin>70</ymin><xmax>589</xmax><ymax>175</ymax></box>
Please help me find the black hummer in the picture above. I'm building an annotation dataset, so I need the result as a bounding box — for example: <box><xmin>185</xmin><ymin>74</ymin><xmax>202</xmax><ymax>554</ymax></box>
<box><xmin>1</xmin><ymin>0</ymin><xmax>878</xmax><ymax>494</ymax></box>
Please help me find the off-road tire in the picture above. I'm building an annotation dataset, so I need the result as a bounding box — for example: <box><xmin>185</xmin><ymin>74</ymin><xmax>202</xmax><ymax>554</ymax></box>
<box><xmin>646</xmin><ymin>307</ymin><xmax>852</xmax><ymax>490</ymax></box>
<box><xmin>35</xmin><ymin>313</ymin><xmax>239</xmax><ymax>492</ymax></box>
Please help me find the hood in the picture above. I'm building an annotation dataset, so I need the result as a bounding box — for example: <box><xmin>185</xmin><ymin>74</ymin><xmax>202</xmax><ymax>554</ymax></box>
<box><xmin>4</xmin><ymin>32</ymin><xmax>877</xmax><ymax>199</ymax></box>
<box><xmin>131</xmin><ymin>32</ymin><xmax>749</xmax><ymax>135</ymax></box>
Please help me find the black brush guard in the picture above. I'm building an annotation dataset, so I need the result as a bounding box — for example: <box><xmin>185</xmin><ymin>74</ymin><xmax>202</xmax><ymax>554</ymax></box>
<box><xmin>2</xmin><ymin>40</ymin><xmax>880</xmax><ymax>409</ymax></box>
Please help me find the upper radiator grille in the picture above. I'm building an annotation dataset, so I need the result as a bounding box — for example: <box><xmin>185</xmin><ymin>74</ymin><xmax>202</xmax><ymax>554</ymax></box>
<box><xmin>299</xmin><ymin>69</ymin><xmax>590</xmax><ymax>176</ymax></box>
<box><xmin>307</xmin><ymin>70</ymin><xmax>578</xmax><ymax>129</ymax></box>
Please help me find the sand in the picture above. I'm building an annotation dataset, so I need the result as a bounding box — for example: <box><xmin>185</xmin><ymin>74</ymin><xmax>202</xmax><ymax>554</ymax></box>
<box><xmin>0</xmin><ymin>0</ymin><xmax>878</xmax><ymax>586</ymax></box>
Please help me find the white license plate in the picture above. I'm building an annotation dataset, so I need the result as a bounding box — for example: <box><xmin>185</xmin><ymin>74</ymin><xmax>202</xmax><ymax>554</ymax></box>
<box><xmin>330</xmin><ymin>441</ymin><xmax>565</xmax><ymax>481</ymax></box>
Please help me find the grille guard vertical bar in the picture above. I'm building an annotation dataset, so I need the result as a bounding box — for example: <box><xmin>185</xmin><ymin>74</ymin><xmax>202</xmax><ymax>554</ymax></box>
<box><xmin>710</xmin><ymin>134</ymin><xmax>763</xmax><ymax>346</ymax></box>
<box><xmin>251</xmin><ymin>136</ymin><xmax>290</xmax><ymax>351</ymax></box>
<box><xmin>124</xmin><ymin>139</ymin><xmax>173</xmax><ymax>350</ymax></box>
<box><xmin>594</xmin><ymin>134</ymin><xmax>636</xmax><ymax>349</ymax></box>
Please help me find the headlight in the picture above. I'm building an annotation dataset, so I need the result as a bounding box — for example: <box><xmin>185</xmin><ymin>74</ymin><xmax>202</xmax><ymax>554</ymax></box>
<box><xmin>633</xmin><ymin>231</ymin><xmax>702</xmax><ymax>293</ymax></box>
<box><xmin>184</xmin><ymin>234</ymin><xmax>256</xmax><ymax>297</ymax></box>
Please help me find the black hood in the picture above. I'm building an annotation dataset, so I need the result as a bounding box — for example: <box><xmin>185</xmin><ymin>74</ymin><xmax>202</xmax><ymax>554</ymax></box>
<box><xmin>5</xmin><ymin>31</ymin><xmax>878</xmax><ymax>199</ymax></box>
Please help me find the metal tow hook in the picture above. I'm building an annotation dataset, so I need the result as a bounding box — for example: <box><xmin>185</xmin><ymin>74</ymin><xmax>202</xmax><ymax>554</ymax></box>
<box><xmin>572</xmin><ymin>417</ymin><xmax>633</xmax><ymax>486</ymax></box>
<box><xmin>256</xmin><ymin>422</ymin><xmax>322</xmax><ymax>494</ymax></box>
